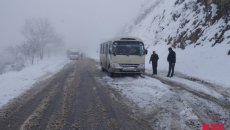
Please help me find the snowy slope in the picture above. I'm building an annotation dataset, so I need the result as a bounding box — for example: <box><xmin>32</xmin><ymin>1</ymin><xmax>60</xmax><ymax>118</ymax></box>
<box><xmin>98</xmin><ymin>75</ymin><xmax>230</xmax><ymax>129</ymax></box>
<box><xmin>0</xmin><ymin>57</ymin><xmax>69</xmax><ymax>108</ymax></box>
<box><xmin>124</xmin><ymin>0</ymin><xmax>230</xmax><ymax>47</ymax></box>
<box><xmin>123</xmin><ymin>0</ymin><xmax>230</xmax><ymax>87</ymax></box>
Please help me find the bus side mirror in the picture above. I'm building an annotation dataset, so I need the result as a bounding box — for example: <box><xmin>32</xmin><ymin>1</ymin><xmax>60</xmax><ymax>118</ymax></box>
<box><xmin>110</xmin><ymin>48</ymin><xmax>116</xmax><ymax>56</ymax></box>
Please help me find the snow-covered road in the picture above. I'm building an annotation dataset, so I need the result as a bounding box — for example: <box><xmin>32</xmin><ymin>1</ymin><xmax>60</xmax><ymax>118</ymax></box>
<box><xmin>98</xmin><ymin>71</ymin><xmax>230</xmax><ymax>130</ymax></box>
<box><xmin>0</xmin><ymin>59</ymin><xmax>229</xmax><ymax>130</ymax></box>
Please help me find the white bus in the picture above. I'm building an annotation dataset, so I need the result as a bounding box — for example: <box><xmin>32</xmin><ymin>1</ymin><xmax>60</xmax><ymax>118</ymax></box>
<box><xmin>100</xmin><ymin>37</ymin><xmax>148</xmax><ymax>76</ymax></box>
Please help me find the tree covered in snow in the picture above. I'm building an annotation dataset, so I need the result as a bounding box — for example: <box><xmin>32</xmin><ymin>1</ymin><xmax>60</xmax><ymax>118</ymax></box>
<box><xmin>0</xmin><ymin>18</ymin><xmax>64</xmax><ymax>74</ymax></box>
<box><xmin>22</xmin><ymin>18</ymin><xmax>63</xmax><ymax>64</ymax></box>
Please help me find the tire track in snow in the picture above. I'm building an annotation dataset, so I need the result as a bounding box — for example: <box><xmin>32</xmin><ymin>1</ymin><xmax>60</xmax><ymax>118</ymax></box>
<box><xmin>146</xmin><ymin>73</ymin><xmax>230</xmax><ymax>110</ymax></box>
<box><xmin>176</xmin><ymin>73</ymin><xmax>230</xmax><ymax>100</ymax></box>
<box><xmin>145</xmin><ymin>73</ymin><xmax>230</xmax><ymax>129</ymax></box>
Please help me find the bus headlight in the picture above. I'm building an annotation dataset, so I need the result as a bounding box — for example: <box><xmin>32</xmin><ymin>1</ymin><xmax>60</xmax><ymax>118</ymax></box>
<box><xmin>111</xmin><ymin>63</ymin><xmax>122</xmax><ymax>68</ymax></box>
<box><xmin>137</xmin><ymin>64</ymin><xmax>145</xmax><ymax>69</ymax></box>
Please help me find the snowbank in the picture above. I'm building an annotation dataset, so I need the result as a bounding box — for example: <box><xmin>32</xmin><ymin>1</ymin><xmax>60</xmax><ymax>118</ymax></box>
<box><xmin>0</xmin><ymin>56</ymin><xmax>69</xmax><ymax>108</ymax></box>
<box><xmin>145</xmin><ymin>43</ymin><xmax>230</xmax><ymax>87</ymax></box>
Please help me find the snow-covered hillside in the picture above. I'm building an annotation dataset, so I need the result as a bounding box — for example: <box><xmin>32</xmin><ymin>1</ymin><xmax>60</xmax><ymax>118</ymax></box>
<box><xmin>123</xmin><ymin>0</ymin><xmax>230</xmax><ymax>86</ymax></box>
<box><xmin>0</xmin><ymin>57</ymin><xmax>69</xmax><ymax>108</ymax></box>
<box><xmin>124</xmin><ymin>0</ymin><xmax>230</xmax><ymax>47</ymax></box>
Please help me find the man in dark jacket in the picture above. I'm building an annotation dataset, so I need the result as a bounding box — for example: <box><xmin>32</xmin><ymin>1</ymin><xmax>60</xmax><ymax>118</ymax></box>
<box><xmin>167</xmin><ymin>47</ymin><xmax>176</xmax><ymax>77</ymax></box>
<box><xmin>149</xmin><ymin>51</ymin><xmax>159</xmax><ymax>75</ymax></box>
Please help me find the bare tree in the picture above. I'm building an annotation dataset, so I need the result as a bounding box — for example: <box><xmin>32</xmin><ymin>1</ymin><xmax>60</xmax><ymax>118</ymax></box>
<box><xmin>22</xmin><ymin>18</ymin><xmax>62</xmax><ymax>63</ymax></box>
<box><xmin>18</xmin><ymin>42</ymin><xmax>37</xmax><ymax>64</ymax></box>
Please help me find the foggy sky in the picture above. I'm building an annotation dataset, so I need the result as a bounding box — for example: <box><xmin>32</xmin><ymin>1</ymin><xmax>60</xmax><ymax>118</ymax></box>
<box><xmin>0</xmin><ymin>0</ymin><xmax>147</xmax><ymax>57</ymax></box>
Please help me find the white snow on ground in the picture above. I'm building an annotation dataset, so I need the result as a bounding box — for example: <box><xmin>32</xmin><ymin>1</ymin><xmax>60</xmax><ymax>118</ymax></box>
<box><xmin>101</xmin><ymin>76</ymin><xmax>172</xmax><ymax>113</ymax></box>
<box><xmin>161</xmin><ymin>75</ymin><xmax>224</xmax><ymax>99</ymax></box>
<box><xmin>99</xmin><ymin>74</ymin><xmax>230</xmax><ymax>129</ymax></box>
<box><xmin>99</xmin><ymin>75</ymin><xmax>201</xmax><ymax>129</ymax></box>
<box><xmin>0</xmin><ymin>56</ymin><xmax>69</xmax><ymax>108</ymax></box>
<box><xmin>144</xmin><ymin>43</ymin><xmax>230</xmax><ymax>88</ymax></box>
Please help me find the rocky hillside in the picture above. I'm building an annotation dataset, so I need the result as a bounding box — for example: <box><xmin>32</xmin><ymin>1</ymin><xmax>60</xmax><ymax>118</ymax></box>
<box><xmin>124</xmin><ymin>0</ymin><xmax>230</xmax><ymax>49</ymax></box>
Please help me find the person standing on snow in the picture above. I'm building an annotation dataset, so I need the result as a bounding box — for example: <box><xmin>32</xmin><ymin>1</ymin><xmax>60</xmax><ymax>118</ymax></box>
<box><xmin>149</xmin><ymin>51</ymin><xmax>159</xmax><ymax>75</ymax></box>
<box><xmin>167</xmin><ymin>47</ymin><xmax>176</xmax><ymax>77</ymax></box>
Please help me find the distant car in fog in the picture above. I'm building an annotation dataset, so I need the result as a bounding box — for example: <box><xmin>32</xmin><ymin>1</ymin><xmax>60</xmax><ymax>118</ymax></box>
<box><xmin>67</xmin><ymin>49</ymin><xmax>80</xmax><ymax>60</ymax></box>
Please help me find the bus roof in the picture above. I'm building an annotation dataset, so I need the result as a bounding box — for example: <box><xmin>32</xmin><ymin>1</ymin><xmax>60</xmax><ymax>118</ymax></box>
<box><xmin>109</xmin><ymin>37</ymin><xmax>143</xmax><ymax>42</ymax></box>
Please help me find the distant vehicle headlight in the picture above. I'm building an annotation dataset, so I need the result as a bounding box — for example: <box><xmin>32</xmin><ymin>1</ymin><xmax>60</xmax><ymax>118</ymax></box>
<box><xmin>137</xmin><ymin>64</ymin><xmax>145</xmax><ymax>69</ymax></box>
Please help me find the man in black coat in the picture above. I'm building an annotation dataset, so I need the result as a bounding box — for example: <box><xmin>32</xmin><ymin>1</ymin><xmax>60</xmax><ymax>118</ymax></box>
<box><xmin>149</xmin><ymin>51</ymin><xmax>159</xmax><ymax>75</ymax></box>
<box><xmin>167</xmin><ymin>47</ymin><xmax>176</xmax><ymax>77</ymax></box>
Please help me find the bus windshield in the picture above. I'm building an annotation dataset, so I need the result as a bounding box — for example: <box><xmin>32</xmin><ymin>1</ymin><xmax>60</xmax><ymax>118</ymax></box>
<box><xmin>112</xmin><ymin>41</ymin><xmax>145</xmax><ymax>55</ymax></box>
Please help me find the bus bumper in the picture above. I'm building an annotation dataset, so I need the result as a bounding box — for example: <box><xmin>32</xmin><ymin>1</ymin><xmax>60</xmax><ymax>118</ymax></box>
<box><xmin>111</xmin><ymin>68</ymin><xmax>145</xmax><ymax>74</ymax></box>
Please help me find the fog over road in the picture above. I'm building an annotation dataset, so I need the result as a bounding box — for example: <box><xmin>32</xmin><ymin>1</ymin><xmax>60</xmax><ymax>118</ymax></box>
<box><xmin>0</xmin><ymin>59</ymin><xmax>229</xmax><ymax>130</ymax></box>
